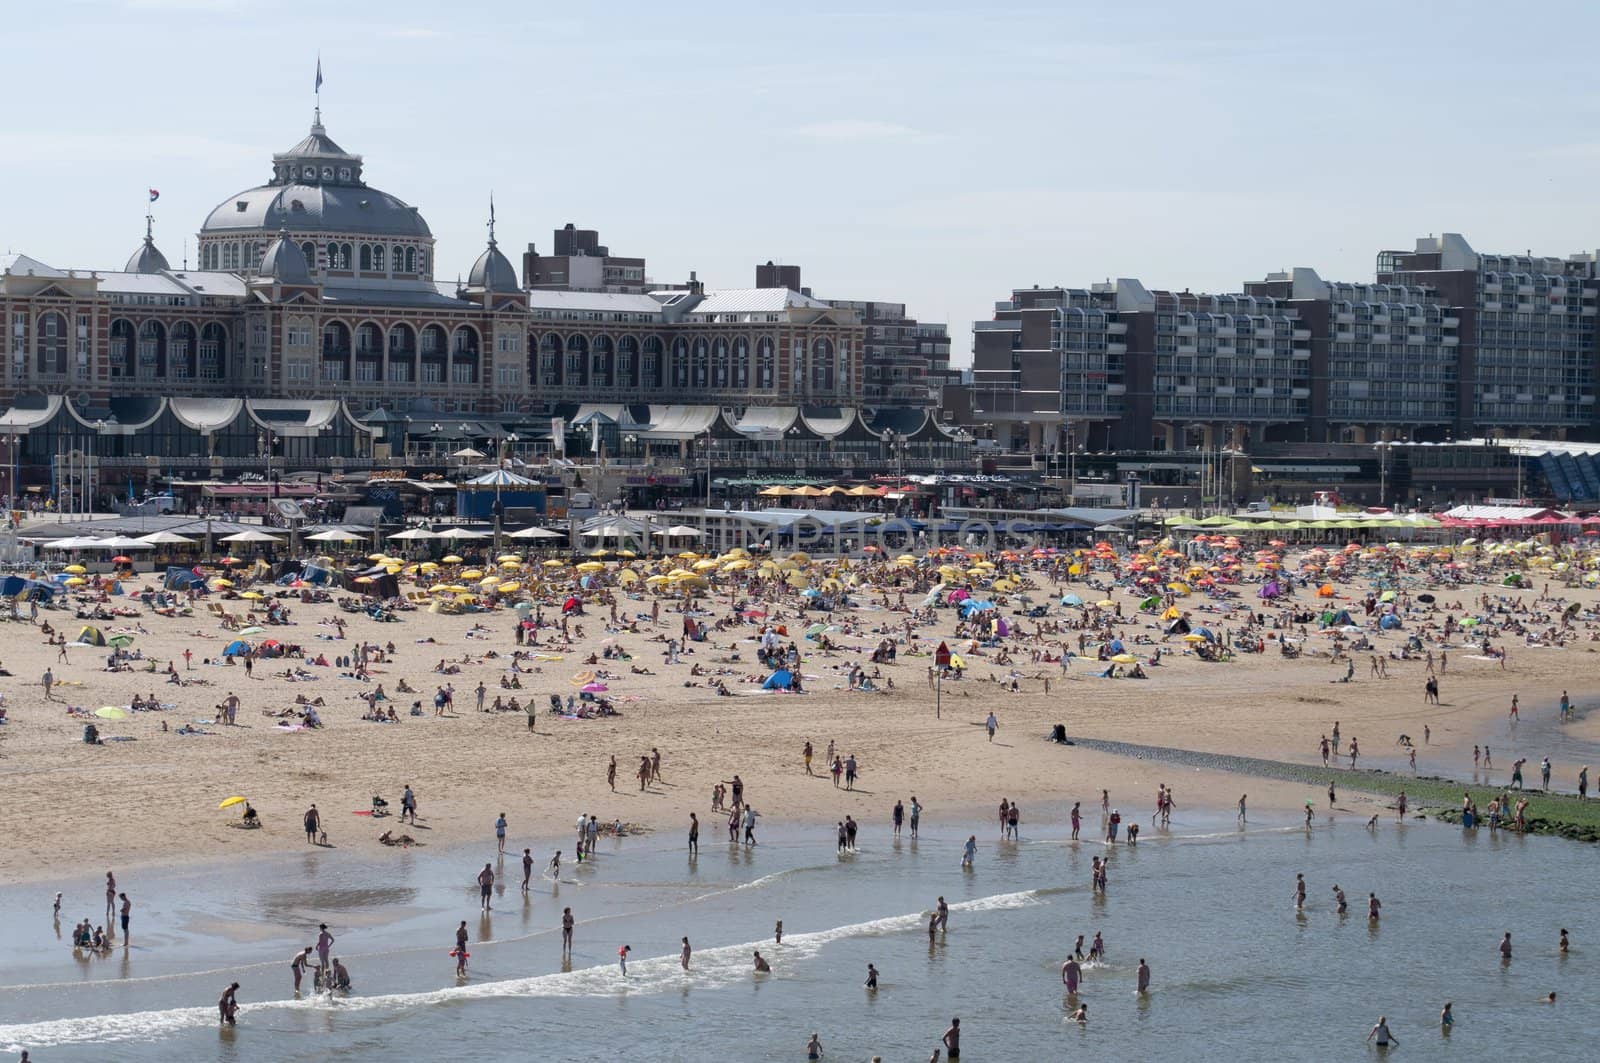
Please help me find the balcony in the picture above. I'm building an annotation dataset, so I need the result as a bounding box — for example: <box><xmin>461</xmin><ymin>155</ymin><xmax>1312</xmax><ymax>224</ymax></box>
<box><xmin>1106</xmin><ymin>321</ymin><xmax>1128</xmax><ymax>335</ymax></box>
<box><xmin>1292</xmin><ymin>328</ymin><xmax>1310</xmax><ymax>340</ymax></box>
<box><xmin>1106</xmin><ymin>342</ymin><xmax>1127</xmax><ymax>355</ymax></box>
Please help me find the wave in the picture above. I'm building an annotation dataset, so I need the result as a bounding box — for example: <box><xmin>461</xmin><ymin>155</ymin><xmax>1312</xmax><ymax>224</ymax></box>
<box><xmin>0</xmin><ymin>889</ymin><xmax>1042</xmax><ymax>1051</ymax></box>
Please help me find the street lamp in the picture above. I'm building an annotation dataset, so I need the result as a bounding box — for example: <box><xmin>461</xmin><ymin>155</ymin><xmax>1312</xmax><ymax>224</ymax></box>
<box><xmin>3</xmin><ymin>431</ymin><xmax>18</xmax><ymax>512</ymax></box>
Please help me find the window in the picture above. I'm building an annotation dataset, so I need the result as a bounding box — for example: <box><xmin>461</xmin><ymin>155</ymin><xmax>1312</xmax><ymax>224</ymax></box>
<box><xmin>495</xmin><ymin>363</ymin><xmax>521</xmax><ymax>386</ymax></box>
<box><xmin>373</xmin><ymin>245</ymin><xmax>385</xmax><ymax>272</ymax></box>
<box><xmin>286</xmin><ymin>360</ymin><xmax>312</xmax><ymax>381</ymax></box>
<box><xmin>496</xmin><ymin>334</ymin><xmax>520</xmax><ymax>354</ymax></box>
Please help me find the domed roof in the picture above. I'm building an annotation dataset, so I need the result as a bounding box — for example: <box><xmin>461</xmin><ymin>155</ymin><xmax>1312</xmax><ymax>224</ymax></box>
<box><xmin>257</xmin><ymin>231</ymin><xmax>312</xmax><ymax>285</ymax></box>
<box><xmin>125</xmin><ymin>220</ymin><xmax>170</xmax><ymax>274</ymax></box>
<box><xmin>201</xmin><ymin>117</ymin><xmax>431</xmax><ymax>239</ymax></box>
<box><xmin>467</xmin><ymin>241</ymin><xmax>519</xmax><ymax>292</ymax></box>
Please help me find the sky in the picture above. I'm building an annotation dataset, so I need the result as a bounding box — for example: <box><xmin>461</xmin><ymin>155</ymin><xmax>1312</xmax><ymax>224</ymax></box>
<box><xmin>8</xmin><ymin>0</ymin><xmax>1600</xmax><ymax>367</ymax></box>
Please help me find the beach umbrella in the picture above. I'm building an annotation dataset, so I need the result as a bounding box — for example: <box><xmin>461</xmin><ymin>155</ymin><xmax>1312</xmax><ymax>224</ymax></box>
<box><xmin>1182</xmin><ymin>633</ymin><xmax>1206</xmax><ymax>643</ymax></box>
<box><xmin>111</xmin><ymin>555</ymin><xmax>133</xmax><ymax>564</ymax></box>
<box><xmin>461</xmin><ymin>569</ymin><xmax>484</xmax><ymax>580</ymax></box>
<box><xmin>238</xmin><ymin>625</ymin><xmax>265</xmax><ymax>635</ymax></box>
<box><xmin>386</xmin><ymin>528</ymin><xmax>440</xmax><ymax>541</ymax></box>
<box><xmin>218</xmin><ymin>796</ymin><xmax>247</xmax><ymax>810</ymax></box>
<box><xmin>441</xmin><ymin>555</ymin><xmax>464</xmax><ymax>564</ymax></box>
<box><xmin>497</xmin><ymin>554</ymin><xmax>522</xmax><ymax>563</ymax></box>
<box><xmin>576</xmin><ymin>561</ymin><xmax>605</xmax><ymax>573</ymax></box>
<box><xmin>212</xmin><ymin>578</ymin><xmax>234</xmax><ymax>588</ymax></box>
<box><xmin>543</xmin><ymin>559</ymin><xmax>566</xmax><ymax>569</ymax></box>
<box><xmin>138</xmin><ymin>530</ymin><xmax>197</xmax><ymax>545</ymax></box>
<box><xmin>64</xmin><ymin>577</ymin><xmax>86</xmax><ymax>587</ymax></box>
<box><xmin>94</xmin><ymin>706</ymin><xmax>127</xmax><ymax>719</ymax></box>
<box><xmin>1111</xmin><ymin>653</ymin><xmax>1139</xmax><ymax>664</ymax></box>
<box><xmin>580</xmin><ymin>682</ymin><xmax>608</xmax><ymax>693</ymax></box>
<box><xmin>498</xmin><ymin>582</ymin><xmax>522</xmax><ymax>594</ymax></box>
<box><xmin>240</xmin><ymin>591</ymin><xmax>264</xmax><ymax>600</ymax></box>
<box><xmin>64</xmin><ymin>564</ymin><xmax>87</xmax><ymax>574</ymax></box>
<box><xmin>1095</xmin><ymin>599</ymin><xmax>1115</xmax><ymax>607</ymax></box>
<box><xmin>218</xmin><ymin>556</ymin><xmax>244</xmax><ymax>566</ymax></box>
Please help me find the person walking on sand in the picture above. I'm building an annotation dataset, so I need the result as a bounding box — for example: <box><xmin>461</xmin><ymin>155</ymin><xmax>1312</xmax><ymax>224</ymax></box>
<box><xmin>985</xmin><ymin>711</ymin><xmax>998</xmax><ymax>742</ymax></box>
<box><xmin>42</xmin><ymin>667</ymin><xmax>54</xmax><ymax>700</ymax></box>
<box><xmin>804</xmin><ymin>739</ymin><xmax>815</xmax><ymax>775</ymax></box>
<box><xmin>607</xmin><ymin>755</ymin><xmax>616</xmax><ymax>792</ymax></box>
<box><xmin>401</xmin><ymin>784</ymin><xmax>417</xmax><ymax>825</ymax></box>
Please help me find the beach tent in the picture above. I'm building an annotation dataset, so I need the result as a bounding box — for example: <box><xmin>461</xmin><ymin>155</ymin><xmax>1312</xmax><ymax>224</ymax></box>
<box><xmin>1191</xmin><ymin>625</ymin><xmax>1216</xmax><ymax>642</ymax></box>
<box><xmin>163</xmin><ymin>566</ymin><xmax>205</xmax><ymax>591</ymax></box>
<box><xmin>1257</xmin><ymin>582</ymin><xmax>1282</xmax><ymax>599</ymax></box>
<box><xmin>223</xmin><ymin>639</ymin><xmax>252</xmax><ymax>657</ymax></box>
<box><xmin>1165</xmin><ymin>616</ymin><xmax>1191</xmax><ymax>636</ymax></box>
<box><xmin>1378</xmin><ymin>614</ymin><xmax>1403</xmax><ymax>630</ymax></box>
<box><xmin>763</xmin><ymin>669</ymin><xmax>794</xmax><ymax>690</ymax></box>
<box><xmin>1327</xmin><ymin>609</ymin><xmax>1355</xmax><ymax>627</ymax></box>
<box><xmin>1060</xmin><ymin>593</ymin><xmax>1084</xmax><ymax>606</ymax></box>
<box><xmin>1</xmin><ymin>575</ymin><xmax>55</xmax><ymax>600</ymax></box>
<box><xmin>1138</xmin><ymin>594</ymin><xmax>1161</xmax><ymax>610</ymax></box>
<box><xmin>76</xmin><ymin>625</ymin><xmax>106</xmax><ymax>646</ymax></box>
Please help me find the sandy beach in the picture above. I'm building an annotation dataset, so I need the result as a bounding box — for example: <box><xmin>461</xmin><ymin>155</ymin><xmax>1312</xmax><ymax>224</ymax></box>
<box><xmin>2</xmin><ymin>539</ymin><xmax>1598</xmax><ymax>886</ymax></box>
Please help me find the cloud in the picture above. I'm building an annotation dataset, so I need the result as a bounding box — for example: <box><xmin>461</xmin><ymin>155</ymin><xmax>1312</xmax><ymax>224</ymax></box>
<box><xmin>793</xmin><ymin>120</ymin><xmax>938</xmax><ymax>144</ymax></box>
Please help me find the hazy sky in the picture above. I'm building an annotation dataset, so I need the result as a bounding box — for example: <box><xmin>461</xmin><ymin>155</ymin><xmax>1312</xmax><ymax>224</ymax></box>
<box><xmin>9</xmin><ymin>0</ymin><xmax>1600</xmax><ymax>365</ymax></box>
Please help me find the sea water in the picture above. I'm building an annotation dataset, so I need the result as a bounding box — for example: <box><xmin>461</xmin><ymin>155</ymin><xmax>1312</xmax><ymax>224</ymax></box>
<box><xmin>1</xmin><ymin>807</ymin><xmax>1593</xmax><ymax>1061</ymax></box>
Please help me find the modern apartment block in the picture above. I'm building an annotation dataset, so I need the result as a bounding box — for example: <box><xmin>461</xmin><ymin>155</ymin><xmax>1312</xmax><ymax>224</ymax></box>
<box><xmin>954</xmin><ymin>233</ymin><xmax>1600</xmax><ymax>451</ymax></box>
<box><xmin>521</xmin><ymin>223</ymin><xmax>648</xmax><ymax>292</ymax></box>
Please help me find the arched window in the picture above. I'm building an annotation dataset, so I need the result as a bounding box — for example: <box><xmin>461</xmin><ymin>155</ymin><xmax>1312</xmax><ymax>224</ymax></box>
<box><xmin>359</xmin><ymin>244</ymin><xmax>372</xmax><ymax>271</ymax></box>
<box><xmin>811</xmin><ymin>338</ymin><xmax>834</xmax><ymax>391</ymax></box>
<box><xmin>757</xmin><ymin>338</ymin><xmax>774</xmax><ymax>390</ymax></box>
<box><xmin>592</xmin><ymin>335</ymin><xmax>614</xmax><ymax>387</ymax></box>
<box><xmin>671</xmin><ymin>338</ymin><xmax>689</xmax><ymax>388</ymax></box>
<box><xmin>301</xmin><ymin>242</ymin><xmax>316</xmax><ymax>266</ymax></box>
<box><xmin>617</xmin><ymin>335</ymin><xmax>639</xmax><ymax>386</ymax></box>
<box><xmin>712</xmin><ymin>339</ymin><xmax>729</xmax><ymax>388</ymax></box>
<box><xmin>564</xmin><ymin>335</ymin><xmax>588</xmax><ymax>385</ymax></box>
<box><xmin>340</xmin><ymin>243</ymin><xmax>352</xmax><ymax>270</ymax></box>
<box><xmin>372</xmin><ymin>244</ymin><xmax>385</xmax><ymax>272</ymax></box>
<box><xmin>326</xmin><ymin>242</ymin><xmax>339</xmax><ymax>270</ymax></box>
<box><xmin>642</xmin><ymin>336</ymin><xmax>663</xmax><ymax>386</ymax></box>
<box><xmin>404</xmin><ymin>247</ymin><xmax>416</xmax><ymax>274</ymax></box>
<box><xmin>538</xmin><ymin>333</ymin><xmax>561</xmax><ymax>386</ymax></box>
<box><xmin>199</xmin><ymin>323</ymin><xmax>227</xmax><ymax>380</ymax></box>
<box><xmin>692</xmin><ymin>338</ymin><xmax>709</xmax><ymax>388</ymax></box>
<box><xmin>733</xmin><ymin>338</ymin><xmax>749</xmax><ymax>389</ymax></box>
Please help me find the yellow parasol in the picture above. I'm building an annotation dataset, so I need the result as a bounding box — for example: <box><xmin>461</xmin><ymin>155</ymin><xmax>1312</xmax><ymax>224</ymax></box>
<box><xmin>218</xmin><ymin>795</ymin><xmax>247</xmax><ymax>810</ymax></box>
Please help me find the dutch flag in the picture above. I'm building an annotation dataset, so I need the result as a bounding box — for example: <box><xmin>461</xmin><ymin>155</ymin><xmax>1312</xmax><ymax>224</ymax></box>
<box><xmin>148</xmin><ymin>189</ymin><xmax>159</xmax><ymax>202</ymax></box>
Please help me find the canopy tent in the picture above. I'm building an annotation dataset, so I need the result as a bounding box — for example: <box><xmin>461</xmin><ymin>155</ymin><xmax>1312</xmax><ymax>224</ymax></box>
<box><xmin>507</xmin><ymin>526</ymin><xmax>566</xmax><ymax>540</ymax></box>
<box><xmin>435</xmin><ymin>527</ymin><xmax>492</xmax><ymax>540</ymax></box>
<box><xmin>386</xmin><ymin>528</ymin><xmax>439</xmax><ymax>541</ymax></box>
<box><xmin>94</xmin><ymin>535</ymin><xmax>157</xmax><ymax>551</ymax></box>
<box><xmin>138</xmin><ymin>530</ymin><xmax>198</xmax><ymax>545</ymax></box>
<box><xmin>218</xmin><ymin>529</ymin><xmax>284</xmax><ymax>544</ymax></box>
<box><xmin>305</xmin><ymin>529</ymin><xmax>365</xmax><ymax>542</ymax></box>
<box><xmin>653</xmin><ymin>526</ymin><xmax>703</xmax><ymax>538</ymax></box>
